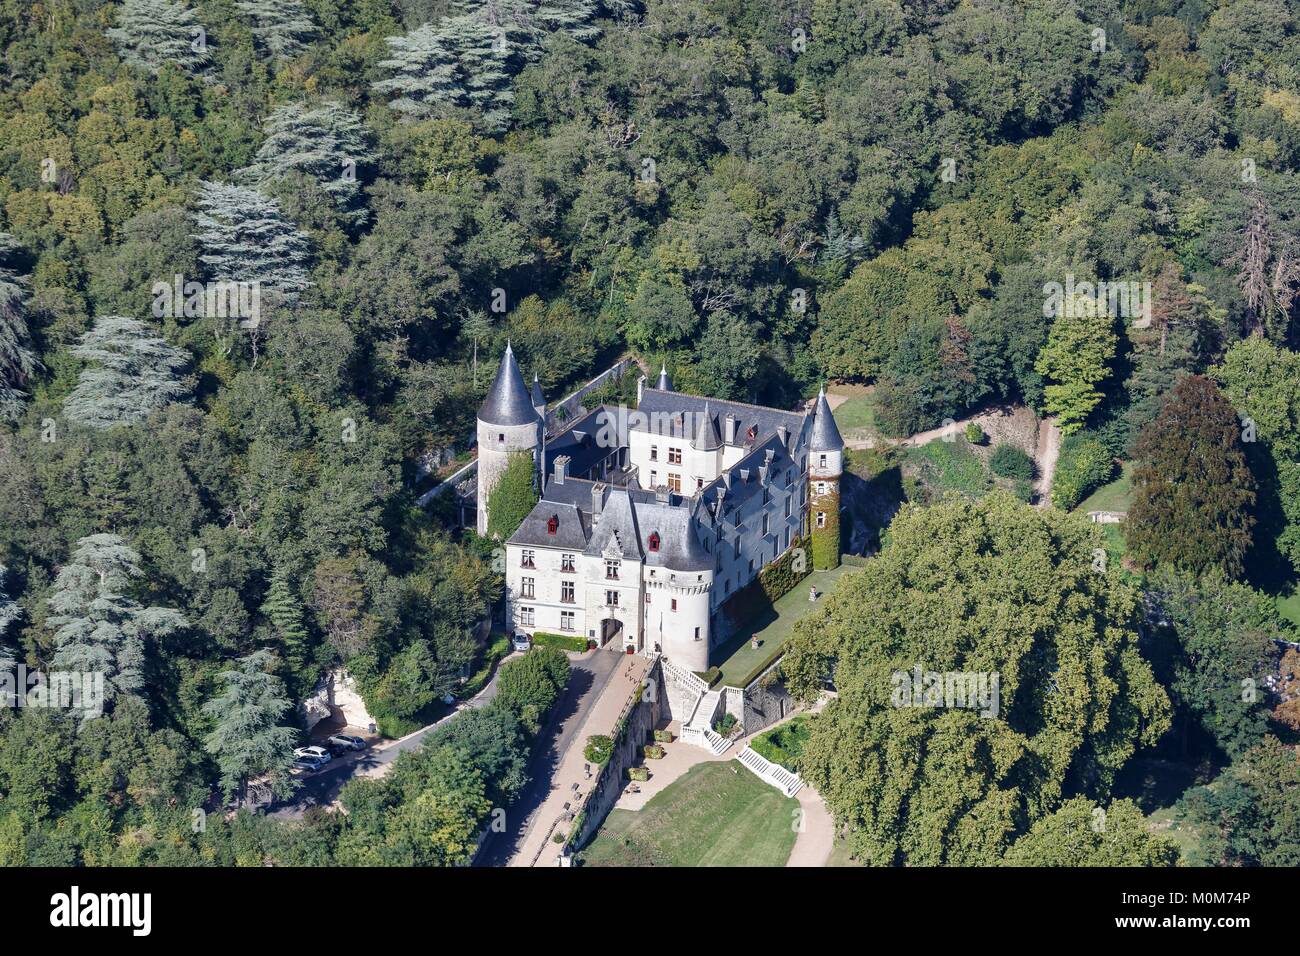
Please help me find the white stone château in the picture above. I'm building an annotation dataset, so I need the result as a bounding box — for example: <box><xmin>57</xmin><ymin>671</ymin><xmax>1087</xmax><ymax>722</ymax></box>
<box><xmin>478</xmin><ymin>350</ymin><xmax>844</xmax><ymax>673</ymax></box>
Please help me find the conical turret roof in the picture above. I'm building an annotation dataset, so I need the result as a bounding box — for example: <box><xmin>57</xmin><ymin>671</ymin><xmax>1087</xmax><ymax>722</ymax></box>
<box><xmin>479</xmin><ymin>344</ymin><xmax>540</xmax><ymax>427</ymax></box>
<box><xmin>809</xmin><ymin>386</ymin><xmax>844</xmax><ymax>452</ymax></box>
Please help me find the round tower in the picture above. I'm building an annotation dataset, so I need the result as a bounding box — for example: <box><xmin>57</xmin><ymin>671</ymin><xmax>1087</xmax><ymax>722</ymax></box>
<box><xmin>477</xmin><ymin>344</ymin><xmax>541</xmax><ymax>536</ymax></box>
<box><xmin>808</xmin><ymin>386</ymin><xmax>845</xmax><ymax>569</ymax></box>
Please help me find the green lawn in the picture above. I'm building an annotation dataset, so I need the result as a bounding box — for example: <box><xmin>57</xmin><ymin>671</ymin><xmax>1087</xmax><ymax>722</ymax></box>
<box><xmin>1075</xmin><ymin>462</ymin><xmax>1134</xmax><ymax>514</ymax></box>
<box><xmin>714</xmin><ymin>565</ymin><xmax>856</xmax><ymax>687</ymax></box>
<box><xmin>1275</xmin><ymin>589</ymin><xmax>1300</xmax><ymax>628</ymax></box>
<box><xmin>832</xmin><ymin>395</ymin><xmax>877</xmax><ymax>435</ymax></box>
<box><xmin>578</xmin><ymin>761</ymin><xmax>799</xmax><ymax>867</ymax></box>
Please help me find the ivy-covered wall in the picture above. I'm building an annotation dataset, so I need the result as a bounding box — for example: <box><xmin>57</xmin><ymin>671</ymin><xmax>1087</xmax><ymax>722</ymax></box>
<box><xmin>810</xmin><ymin>481</ymin><xmax>841</xmax><ymax>569</ymax></box>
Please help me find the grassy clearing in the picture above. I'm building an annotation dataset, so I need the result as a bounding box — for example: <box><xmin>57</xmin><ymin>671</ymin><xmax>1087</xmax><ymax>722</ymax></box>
<box><xmin>832</xmin><ymin>395</ymin><xmax>878</xmax><ymax>435</ymax></box>
<box><xmin>578</xmin><ymin>761</ymin><xmax>799</xmax><ymax>867</ymax></box>
<box><xmin>1075</xmin><ymin>462</ymin><xmax>1134</xmax><ymax>514</ymax></box>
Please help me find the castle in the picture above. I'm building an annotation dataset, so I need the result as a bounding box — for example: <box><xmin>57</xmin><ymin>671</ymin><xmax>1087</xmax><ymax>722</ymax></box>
<box><xmin>477</xmin><ymin>345</ymin><xmax>844</xmax><ymax>672</ymax></box>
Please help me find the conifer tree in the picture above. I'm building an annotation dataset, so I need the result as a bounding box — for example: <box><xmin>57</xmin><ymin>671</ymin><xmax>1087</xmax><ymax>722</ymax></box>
<box><xmin>373</xmin><ymin>23</ymin><xmax>468</xmax><ymax>121</ymax></box>
<box><xmin>191</xmin><ymin>181</ymin><xmax>313</xmax><ymax>304</ymax></box>
<box><xmin>47</xmin><ymin>534</ymin><xmax>187</xmax><ymax>713</ymax></box>
<box><xmin>0</xmin><ymin>234</ymin><xmax>38</xmax><ymax>421</ymax></box>
<box><xmin>235</xmin><ymin>0</ymin><xmax>319</xmax><ymax>61</ymax></box>
<box><xmin>106</xmin><ymin>0</ymin><xmax>212</xmax><ymax>74</ymax></box>
<box><xmin>1127</xmin><ymin>376</ymin><xmax>1257</xmax><ymax>578</ymax></box>
<box><xmin>203</xmin><ymin>649</ymin><xmax>300</xmax><ymax>805</ymax></box>
<box><xmin>261</xmin><ymin>567</ymin><xmax>310</xmax><ymax>677</ymax></box>
<box><xmin>64</xmin><ymin>317</ymin><xmax>192</xmax><ymax>430</ymax></box>
<box><xmin>0</xmin><ymin>563</ymin><xmax>21</xmax><ymax>676</ymax></box>
<box><xmin>239</xmin><ymin>101</ymin><xmax>376</xmax><ymax>227</ymax></box>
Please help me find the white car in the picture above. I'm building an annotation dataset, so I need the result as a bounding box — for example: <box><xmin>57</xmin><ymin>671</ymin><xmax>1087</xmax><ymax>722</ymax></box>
<box><xmin>294</xmin><ymin>745</ymin><xmax>332</xmax><ymax>763</ymax></box>
<box><xmin>327</xmin><ymin>734</ymin><xmax>366</xmax><ymax>752</ymax></box>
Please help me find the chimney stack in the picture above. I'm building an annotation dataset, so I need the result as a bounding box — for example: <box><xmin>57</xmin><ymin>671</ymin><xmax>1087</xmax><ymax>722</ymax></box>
<box><xmin>591</xmin><ymin>482</ymin><xmax>605</xmax><ymax>516</ymax></box>
<box><xmin>724</xmin><ymin>414</ymin><xmax>736</xmax><ymax>445</ymax></box>
<box><xmin>553</xmin><ymin>455</ymin><xmax>570</xmax><ymax>485</ymax></box>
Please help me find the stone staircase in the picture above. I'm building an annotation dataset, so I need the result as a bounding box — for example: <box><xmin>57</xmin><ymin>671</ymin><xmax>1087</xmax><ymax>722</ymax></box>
<box><xmin>737</xmin><ymin>745</ymin><xmax>804</xmax><ymax>797</ymax></box>
<box><xmin>681</xmin><ymin>689</ymin><xmax>732</xmax><ymax>755</ymax></box>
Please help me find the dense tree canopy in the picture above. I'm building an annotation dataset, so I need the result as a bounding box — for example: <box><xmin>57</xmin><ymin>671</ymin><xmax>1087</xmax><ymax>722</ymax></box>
<box><xmin>783</xmin><ymin>494</ymin><xmax>1171</xmax><ymax>866</ymax></box>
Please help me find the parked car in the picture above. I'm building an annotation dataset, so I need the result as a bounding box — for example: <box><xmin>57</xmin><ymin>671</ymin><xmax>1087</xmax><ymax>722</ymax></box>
<box><xmin>327</xmin><ymin>734</ymin><xmax>366</xmax><ymax>752</ymax></box>
<box><xmin>293</xmin><ymin>745</ymin><xmax>332</xmax><ymax>763</ymax></box>
<box><xmin>512</xmin><ymin>633</ymin><xmax>532</xmax><ymax>653</ymax></box>
<box><xmin>293</xmin><ymin>754</ymin><xmax>326</xmax><ymax>772</ymax></box>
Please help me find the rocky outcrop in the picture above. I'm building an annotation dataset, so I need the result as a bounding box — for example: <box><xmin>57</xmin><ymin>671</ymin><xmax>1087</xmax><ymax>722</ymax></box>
<box><xmin>300</xmin><ymin>668</ymin><xmax>377</xmax><ymax>734</ymax></box>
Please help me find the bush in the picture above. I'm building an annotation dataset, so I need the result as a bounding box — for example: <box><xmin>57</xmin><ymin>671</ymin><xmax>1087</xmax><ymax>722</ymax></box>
<box><xmin>531</xmin><ymin>631</ymin><xmax>588</xmax><ymax>653</ymax></box>
<box><xmin>653</xmin><ymin>729</ymin><xmax>674</xmax><ymax>743</ymax></box>
<box><xmin>965</xmin><ymin>422</ymin><xmax>985</xmax><ymax>444</ymax></box>
<box><xmin>584</xmin><ymin>734</ymin><xmax>613</xmax><ymax>765</ymax></box>
<box><xmin>713</xmin><ymin>713</ymin><xmax>738</xmax><ymax>737</ymax></box>
<box><xmin>495</xmin><ymin>647</ymin><xmax>570</xmax><ymax>731</ymax></box>
<box><xmin>627</xmin><ymin>766</ymin><xmax>650</xmax><ymax>782</ymax></box>
<box><xmin>1053</xmin><ymin>433</ymin><xmax>1115</xmax><ymax>510</ymax></box>
<box><xmin>643</xmin><ymin>744</ymin><xmax>665</xmax><ymax>759</ymax></box>
<box><xmin>989</xmin><ymin>443</ymin><xmax>1035</xmax><ymax>481</ymax></box>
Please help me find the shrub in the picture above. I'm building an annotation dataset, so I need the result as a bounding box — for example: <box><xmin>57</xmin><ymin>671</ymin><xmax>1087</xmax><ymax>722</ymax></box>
<box><xmin>713</xmin><ymin>713</ymin><xmax>738</xmax><ymax>737</ymax></box>
<box><xmin>495</xmin><ymin>647</ymin><xmax>570</xmax><ymax>731</ymax></box>
<box><xmin>627</xmin><ymin>766</ymin><xmax>649</xmax><ymax>782</ymax></box>
<box><xmin>584</xmin><ymin>734</ymin><xmax>613</xmax><ymax>765</ymax></box>
<box><xmin>990</xmin><ymin>443</ymin><xmax>1035</xmax><ymax>481</ymax></box>
<box><xmin>965</xmin><ymin>422</ymin><xmax>985</xmax><ymax>444</ymax></box>
<box><xmin>1053</xmin><ymin>433</ymin><xmax>1115</xmax><ymax>510</ymax></box>
<box><xmin>531</xmin><ymin>631</ymin><xmax>588</xmax><ymax>653</ymax></box>
<box><xmin>643</xmin><ymin>744</ymin><xmax>665</xmax><ymax>759</ymax></box>
<box><xmin>653</xmin><ymin>729</ymin><xmax>674</xmax><ymax>743</ymax></box>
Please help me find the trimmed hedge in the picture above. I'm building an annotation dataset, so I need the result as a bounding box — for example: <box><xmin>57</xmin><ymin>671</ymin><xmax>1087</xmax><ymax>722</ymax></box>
<box><xmin>696</xmin><ymin>666</ymin><xmax>723</xmax><ymax>687</ymax></box>
<box><xmin>531</xmin><ymin>631</ymin><xmax>589</xmax><ymax>653</ymax></box>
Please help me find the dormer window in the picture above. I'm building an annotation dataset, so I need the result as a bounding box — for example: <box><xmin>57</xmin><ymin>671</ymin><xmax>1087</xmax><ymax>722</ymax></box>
<box><xmin>546</xmin><ymin>515</ymin><xmax>559</xmax><ymax>535</ymax></box>
<box><xmin>648</xmin><ymin>532</ymin><xmax>660</xmax><ymax>552</ymax></box>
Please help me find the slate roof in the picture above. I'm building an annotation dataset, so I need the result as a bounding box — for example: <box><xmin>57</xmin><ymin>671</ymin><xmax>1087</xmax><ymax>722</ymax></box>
<box><xmin>809</xmin><ymin>387</ymin><xmax>845</xmax><ymax>452</ymax></box>
<box><xmin>690</xmin><ymin>402</ymin><xmax>723</xmax><ymax>452</ymax></box>
<box><xmin>507</xmin><ymin>477</ymin><xmax>713</xmax><ymax>572</ymax></box>
<box><xmin>543</xmin><ymin>406</ymin><xmax>620</xmax><ymax>480</ymax></box>
<box><xmin>478</xmin><ymin>344</ymin><xmax>540</xmax><ymax>427</ymax></box>
<box><xmin>636</xmin><ymin>388</ymin><xmax>805</xmax><ymax>451</ymax></box>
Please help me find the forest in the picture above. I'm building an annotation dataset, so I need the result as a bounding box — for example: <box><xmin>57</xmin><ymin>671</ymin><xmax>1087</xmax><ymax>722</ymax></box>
<box><xmin>0</xmin><ymin>0</ymin><xmax>1298</xmax><ymax>865</ymax></box>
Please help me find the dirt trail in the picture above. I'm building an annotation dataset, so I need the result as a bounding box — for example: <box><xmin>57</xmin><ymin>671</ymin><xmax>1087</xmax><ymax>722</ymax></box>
<box><xmin>1032</xmin><ymin>417</ymin><xmax>1061</xmax><ymax>508</ymax></box>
